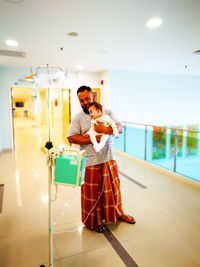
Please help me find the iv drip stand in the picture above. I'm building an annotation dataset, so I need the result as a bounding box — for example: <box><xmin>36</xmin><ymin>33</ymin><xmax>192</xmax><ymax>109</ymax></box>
<box><xmin>26</xmin><ymin>64</ymin><xmax>68</xmax><ymax>267</ymax></box>
<box><xmin>40</xmin><ymin>66</ymin><xmax>54</xmax><ymax>267</ymax></box>
<box><xmin>47</xmin><ymin>69</ymin><xmax>53</xmax><ymax>267</ymax></box>
<box><xmin>35</xmin><ymin>64</ymin><xmax>65</xmax><ymax>267</ymax></box>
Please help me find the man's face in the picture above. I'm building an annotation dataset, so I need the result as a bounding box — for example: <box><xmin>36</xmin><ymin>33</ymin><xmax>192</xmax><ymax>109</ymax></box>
<box><xmin>78</xmin><ymin>90</ymin><xmax>94</xmax><ymax>114</ymax></box>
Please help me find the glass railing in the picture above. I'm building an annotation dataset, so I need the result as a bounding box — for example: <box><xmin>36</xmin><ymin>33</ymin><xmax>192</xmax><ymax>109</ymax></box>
<box><xmin>113</xmin><ymin>122</ymin><xmax>200</xmax><ymax>183</ymax></box>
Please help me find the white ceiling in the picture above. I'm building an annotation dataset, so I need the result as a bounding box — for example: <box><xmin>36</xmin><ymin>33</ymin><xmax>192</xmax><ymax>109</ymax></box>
<box><xmin>0</xmin><ymin>0</ymin><xmax>200</xmax><ymax>75</ymax></box>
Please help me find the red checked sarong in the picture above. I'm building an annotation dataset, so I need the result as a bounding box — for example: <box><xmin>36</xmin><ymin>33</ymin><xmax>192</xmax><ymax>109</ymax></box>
<box><xmin>81</xmin><ymin>160</ymin><xmax>124</xmax><ymax>230</ymax></box>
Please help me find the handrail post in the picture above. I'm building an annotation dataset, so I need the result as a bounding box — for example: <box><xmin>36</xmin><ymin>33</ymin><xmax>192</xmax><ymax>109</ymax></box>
<box><xmin>174</xmin><ymin>129</ymin><xmax>177</xmax><ymax>172</ymax></box>
<box><xmin>144</xmin><ymin>125</ymin><xmax>147</xmax><ymax>160</ymax></box>
<box><xmin>124</xmin><ymin>123</ymin><xmax>126</xmax><ymax>153</ymax></box>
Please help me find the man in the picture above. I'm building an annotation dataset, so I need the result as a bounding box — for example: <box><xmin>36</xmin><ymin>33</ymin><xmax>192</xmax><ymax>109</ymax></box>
<box><xmin>67</xmin><ymin>85</ymin><xmax>135</xmax><ymax>233</ymax></box>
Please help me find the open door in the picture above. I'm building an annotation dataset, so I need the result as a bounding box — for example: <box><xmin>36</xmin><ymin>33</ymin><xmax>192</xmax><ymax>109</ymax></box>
<box><xmin>92</xmin><ymin>88</ymin><xmax>101</xmax><ymax>103</ymax></box>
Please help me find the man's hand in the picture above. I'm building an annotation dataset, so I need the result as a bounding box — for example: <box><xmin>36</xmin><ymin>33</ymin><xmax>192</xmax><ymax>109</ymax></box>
<box><xmin>94</xmin><ymin>121</ymin><xmax>113</xmax><ymax>135</ymax></box>
<box><xmin>96</xmin><ymin>134</ymin><xmax>102</xmax><ymax>143</ymax></box>
<box><xmin>116</xmin><ymin>123</ymin><xmax>123</xmax><ymax>134</ymax></box>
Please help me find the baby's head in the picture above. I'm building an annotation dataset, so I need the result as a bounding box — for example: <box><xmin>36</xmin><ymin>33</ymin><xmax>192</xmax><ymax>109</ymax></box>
<box><xmin>88</xmin><ymin>102</ymin><xmax>103</xmax><ymax>119</ymax></box>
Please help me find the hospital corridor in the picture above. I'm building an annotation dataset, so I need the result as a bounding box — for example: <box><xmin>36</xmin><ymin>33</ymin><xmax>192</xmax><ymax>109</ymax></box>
<box><xmin>1</xmin><ymin>1</ymin><xmax>200</xmax><ymax>266</ymax></box>
<box><xmin>0</xmin><ymin>106</ymin><xmax>200</xmax><ymax>267</ymax></box>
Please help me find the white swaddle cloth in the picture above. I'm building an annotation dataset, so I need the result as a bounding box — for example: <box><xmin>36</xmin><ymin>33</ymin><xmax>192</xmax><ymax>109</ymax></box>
<box><xmin>87</xmin><ymin>114</ymin><xmax>119</xmax><ymax>152</ymax></box>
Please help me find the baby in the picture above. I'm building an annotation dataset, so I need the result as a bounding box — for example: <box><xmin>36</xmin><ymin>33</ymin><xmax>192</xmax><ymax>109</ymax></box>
<box><xmin>84</xmin><ymin>102</ymin><xmax>119</xmax><ymax>152</ymax></box>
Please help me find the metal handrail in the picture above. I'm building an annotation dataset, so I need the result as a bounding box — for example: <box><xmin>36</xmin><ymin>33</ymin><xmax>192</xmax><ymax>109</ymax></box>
<box><xmin>120</xmin><ymin>121</ymin><xmax>200</xmax><ymax>175</ymax></box>
<box><xmin>122</xmin><ymin>121</ymin><xmax>200</xmax><ymax>134</ymax></box>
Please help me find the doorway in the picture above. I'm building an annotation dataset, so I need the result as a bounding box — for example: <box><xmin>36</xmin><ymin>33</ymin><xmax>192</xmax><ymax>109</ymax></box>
<box><xmin>11</xmin><ymin>87</ymin><xmax>71</xmax><ymax>150</ymax></box>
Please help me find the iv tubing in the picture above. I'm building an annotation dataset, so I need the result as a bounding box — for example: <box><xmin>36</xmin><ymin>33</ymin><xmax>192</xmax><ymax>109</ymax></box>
<box><xmin>53</xmin><ymin>176</ymin><xmax>105</xmax><ymax>234</ymax></box>
<box><xmin>52</xmin><ymin>187</ymin><xmax>79</xmax><ymax>225</ymax></box>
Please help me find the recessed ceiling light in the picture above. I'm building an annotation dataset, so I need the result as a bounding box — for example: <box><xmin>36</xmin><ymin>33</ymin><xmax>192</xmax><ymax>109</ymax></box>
<box><xmin>97</xmin><ymin>50</ymin><xmax>107</xmax><ymax>55</ymax></box>
<box><xmin>67</xmin><ymin>32</ymin><xmax>78</xmax><ymax>37</ymax></box>
<box><xmin>41</xmin><ymin>196</ymin><xmax>48</xmax><ymax>203</ymax></box>
<box><xmin>76</xmin><ymin>64</ymin><xmax>83</xmax><ymax>70</ymax></box>
<box><xmin>146</xmin><ymin>18</ymin><xmax>162</xmax><ymax>28</ymax></box>
<box><xmin>5</xmin><ymin>39</ymin><xmax>18</xmax><ymax>46</ymax></box>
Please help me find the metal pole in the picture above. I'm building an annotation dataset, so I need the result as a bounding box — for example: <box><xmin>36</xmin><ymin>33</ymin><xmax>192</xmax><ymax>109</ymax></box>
<box><xmin>48</xmin><ymin>87</ymin><xmax>51</xmax><ymax>141</ymax></box>
<box><xmin>47</xmin><ymin>65</ymin><xmax>53</xmax><ymax>267</ymax></box>
<box><xmin>144</xmin><ymin>125</ymin><xmax>147</xmax><ymax>160</ymax></box>
<box><xmin>47</xmin><ymin>66</ymin><xmax>51</xmax><ymax>142</ymax></box>
<box><xmin>173</xmin><ymin>129</ymin><xmax>177</xmax><ymax>172</ymax></box>
<box><xmin>48</xmin><ymin>156</ymin><xmax>53</xmax><ymax>267</ymax></box>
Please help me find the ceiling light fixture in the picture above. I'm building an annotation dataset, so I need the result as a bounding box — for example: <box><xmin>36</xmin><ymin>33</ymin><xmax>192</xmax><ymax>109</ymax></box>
<box><xmin>76</xmin><ymin>65</ymin><xmax>83</xmax><ymax>70</ymax></box>
<box><xmin>67</xmin><ymin>32</ymin><xmax>78</xmax><ymax>37</ymax></box>
<box><xmin>97</xmin><ymin>50</ymin><xmax>107</xmax><ymax>55</ymax></box>
<box><xmin>146</xmin><ymin>18</ymin><xmax>162</xmax><ymax>28</ymax></box>
<box><xmin>5</xmin><ymin>39</ymin><xmax>18</xmax><ymax>46</ymax></box>
<box><xmin>41</xmin><ymin>196</ymin><xmax>48</xmax><ymax>203</ymax></box>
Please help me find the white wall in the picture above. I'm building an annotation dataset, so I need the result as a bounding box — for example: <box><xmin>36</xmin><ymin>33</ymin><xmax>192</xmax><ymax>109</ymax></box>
<box><xmin>100</xmin><ymin>71</ymin><xmax>109</xmax><ymax>108</ymax></box>
<box><xmin>0</xmin><ymin>68</ymin><xmax>4</xmax><ymax>151</ymax></box>
<box><xmin>0</xmin><ymin>67</ymin><xmax>21</xmax><ymax>151</ymax></box>
<box><xmin>108</xmin><ymin>70</ymin><xmax>200</xmax><ymax>127</ymax></box>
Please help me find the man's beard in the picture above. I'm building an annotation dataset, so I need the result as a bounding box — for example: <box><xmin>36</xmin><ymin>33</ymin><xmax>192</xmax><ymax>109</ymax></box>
<box><xmin>82</xmin><ymin>107</ymin><xmax>90</xmax><ymax>114</ymax></box>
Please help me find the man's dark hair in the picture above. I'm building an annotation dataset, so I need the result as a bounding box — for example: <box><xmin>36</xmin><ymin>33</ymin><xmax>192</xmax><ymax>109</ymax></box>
<box><xmin>77</xmin><ymin>85</ymin><xmax>92</xmax><ymax>95</ymax></box>
<box><xmin>89</xmin><ymin>102</ymin><xmax>103</xmax><ymax>113</ymax></box>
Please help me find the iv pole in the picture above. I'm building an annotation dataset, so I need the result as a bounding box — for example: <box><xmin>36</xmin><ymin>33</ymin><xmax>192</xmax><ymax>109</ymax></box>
<box><xmin>27</xmin><ymin>65</ymin><xmax>85</xmax><ymax>267</ymax></box>
<box><xmin>47</xmin><ymin>66</ymin><xmax>53</xmax><ymax>267</ymax></box>
<box><xmin>27</xmin><ymin>65</ymin><xmax>84</xmax><ymax>267</ymax></box>
<box><xmin>27</xmin><ymin>65</ymin><xmax>67</xmax><ymax>267</ymax></box>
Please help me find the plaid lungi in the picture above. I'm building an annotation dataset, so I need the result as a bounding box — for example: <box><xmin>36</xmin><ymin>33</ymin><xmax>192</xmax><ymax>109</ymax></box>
<box><xmin>81</xmin><ymin>160</ymin><xmax>124</xmax><ymax>230</ymax></box>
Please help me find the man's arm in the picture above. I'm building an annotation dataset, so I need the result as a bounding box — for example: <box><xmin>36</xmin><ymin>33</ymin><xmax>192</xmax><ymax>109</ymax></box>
<box><xmin>68</xmin><ymin>134</ymin><xmax>102</xmax><ymax>144</ymax></box>
<box><xmin>67</xmin><ymin>135</ymin><xmax>91</xmax><ymax>145</ymax></box>
<box><xmin>67</xmin><ymin>113</ymin><xmax>92</xmax><ymax>145</ymax></box>
<box><xmin>94</xmin><ymin>122</ymin><xmax>123</xmax><ymax>135</ymax></box>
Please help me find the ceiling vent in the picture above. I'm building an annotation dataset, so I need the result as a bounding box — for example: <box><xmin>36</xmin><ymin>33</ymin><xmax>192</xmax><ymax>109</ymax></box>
<box><xmin>0</xmin><ymin>49</ymin><xmax>26</xmax><ymax>57</ymax></box>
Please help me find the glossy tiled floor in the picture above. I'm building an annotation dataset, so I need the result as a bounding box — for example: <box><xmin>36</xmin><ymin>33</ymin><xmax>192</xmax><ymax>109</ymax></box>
<box><xmin>0</xmin><ymin>117</ymin><xmax>200</xmax><ymax>267</ymax></box>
